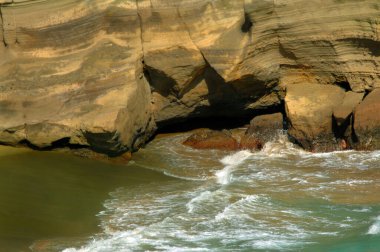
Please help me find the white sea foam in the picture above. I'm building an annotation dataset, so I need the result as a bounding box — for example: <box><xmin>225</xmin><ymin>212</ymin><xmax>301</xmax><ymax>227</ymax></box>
<box><xmin>352</xmin><ymin>207</ymin><xmax>372</xmax><ymax>213</ymax></box>
<box><xmin>260</xmin><ymin>131</ymin><xmax>304</xmax><ymax>157</ymax></box>
<box><xmin>163</xmin><ymin>171</ymin><xmax>209</xmax><ymax>181</ymax></box>
<box><xmin>330</xmin><ymin>179</ymin><xmax>372</xmax><ymax>186</ymax></box>
<box><xmin>63</xmin><ymin>131</ymin><xmax>380</xmax><ymax>252</ymax></box>
<box><xmin>220</xmin><ymin>150</ymin><xmax>253</xmax><ymax>166</ymax></box>
<box><xmin>215</xmin><ymin>195</ymin><xmax>262</xmax><ymax>221</ymax></box>
<box><xmin>216</xmin><ymin>150</ymin><xmax>252</xmax><ymax>185</ymax></box>
<box><xmin>367</xmin><ymin>216</ymin><xmax>380</xmax><ymax>235</ymax></box>
<box><xmin>186</xmin><ymin>191</ymin><xmax>212</xmax><ymax>213</ymax></box>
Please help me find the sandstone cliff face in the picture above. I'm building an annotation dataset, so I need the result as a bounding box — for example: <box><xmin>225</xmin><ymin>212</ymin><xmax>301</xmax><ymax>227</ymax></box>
<box><xmin>0</xmin><ymin>0</ymin><xmax>155</xmax><ymax>155</ymax></box>
<box><xmin>0</xmin><ymin>0</ymin><xmax>379</xmax><ymax>154</ymax></box>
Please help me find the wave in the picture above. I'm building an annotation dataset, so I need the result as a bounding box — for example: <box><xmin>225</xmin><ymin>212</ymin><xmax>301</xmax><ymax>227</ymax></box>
<box><xmin>62</xmin><ymin>131</ymin><xmax>380</xmax><ymax>251</ymax></box>
<box><xmin>215</xmin><ymin>150</ymin><xmax>252</xmax><ymax>185</ymax></box>
<box><xmin>367</xmin><ymin>215</ymin><xmax>380</xmax><ymax>235</ymax></box>
<box><xmin>186</xmin><ymin>191</ymin><xmax>213</xmax><ymax>213</ymax></box>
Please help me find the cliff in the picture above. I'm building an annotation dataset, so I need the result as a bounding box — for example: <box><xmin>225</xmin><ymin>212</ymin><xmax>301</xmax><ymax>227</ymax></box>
<box><xmin>0</xmin><ymin>0</ymin><xmax>379</xmax><ymax>154</ymax></box>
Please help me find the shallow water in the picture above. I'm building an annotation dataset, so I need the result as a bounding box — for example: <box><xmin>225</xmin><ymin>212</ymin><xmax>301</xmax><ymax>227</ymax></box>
<box><xmin>1</xmin><ymin>131</ymin><xmax>380</xmax><ymax>251</ymax></box>
<box><xmin>0</xmin><ymin>146</ymin><xmax>172</xmax><ymax>251</ymax></box>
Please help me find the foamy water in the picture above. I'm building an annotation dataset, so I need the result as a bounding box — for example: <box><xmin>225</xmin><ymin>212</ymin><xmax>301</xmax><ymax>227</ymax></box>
<box><xmin>368</xmin><ymin>216</ymin><xmax>380</xmax><ymax>235</ymax></box>
<box><xmin>62</xmin><ymin>131</ymin><xmax>380</xmax><ymax>252</ymax></box>
<box><xmin>216</xmin><ymin>150</ymin><xmax>252</xmax><ymax>184</ymax></box>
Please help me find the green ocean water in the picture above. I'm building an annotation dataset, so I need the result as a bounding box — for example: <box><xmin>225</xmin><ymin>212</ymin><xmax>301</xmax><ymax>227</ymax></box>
<box><xmin>1</xmin><ymin>132</ymin><xmax>380</xmax><ymax>252</ymax></box>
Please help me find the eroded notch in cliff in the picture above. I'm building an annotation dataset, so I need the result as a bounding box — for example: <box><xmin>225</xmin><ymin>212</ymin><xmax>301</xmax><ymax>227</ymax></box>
<box><xmin>157</xmin><ymin>100</ymin><xmax>286</xmax><ymax>134</ymax></box>
<box><xmin>335</xmin><ymin>81</ymin><xmax>351</xmax><ymax>91</ymax></box>
<box><xmin>338</xmin><ymin>38</ymin><xmax>380</xmax><ymax>57</ymax></box>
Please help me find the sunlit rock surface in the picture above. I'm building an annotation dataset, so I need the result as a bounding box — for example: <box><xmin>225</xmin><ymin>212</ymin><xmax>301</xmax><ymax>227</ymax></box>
<box><xmin>354</xmin><ymin>89</ymin><xmax>380</xmax><ymax>150</ymax></box>
<box><xmin>0</xmin><ymin>0</ymin><xmax>154</xmax><ymax>155</ymax></box>
<box><xmin>285</xmin><ymin>84</ymin><xmax>346</xmax><ymax>151</ymax></box>
<box><xmin>0</xmin><ymin>0</ymin><xmax>379</xmax><ymax>154</ymax></box>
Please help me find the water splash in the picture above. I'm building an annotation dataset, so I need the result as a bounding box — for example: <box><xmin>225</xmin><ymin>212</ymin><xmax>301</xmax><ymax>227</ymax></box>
<box><xmin>215</xmin><ymin>150</ymin><xmax>252</xmax><ymax>185</ymax></box>
<box><xmin>186</xmin><ymin>191</ymin><xmax>212</xmax><ymax>213</ymax></box>
<box><xmin>62</xmin><ymin>131</ymin><xmax>380</xmax><ymax>252</ymax></box>
<box><xmin>260</xmin><ymin>130</ymin><xmax>304</xmax><ymax>157</ymax></box>
<box><xmin>367</xmin><ymin>215</ymin><xmax>380</xmax><ymax>235</ymax></box>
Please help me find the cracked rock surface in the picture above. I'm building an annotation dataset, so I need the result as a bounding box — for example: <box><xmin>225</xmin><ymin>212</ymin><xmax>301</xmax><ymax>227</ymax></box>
<box><xmin>0</xmin><ymin>0</ymin><xmax>379</xmax><ymax>154</ymax></box>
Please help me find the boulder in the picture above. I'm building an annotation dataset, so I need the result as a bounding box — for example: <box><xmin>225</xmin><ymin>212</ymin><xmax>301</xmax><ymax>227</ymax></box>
<box><xmin>333</xmin><ymin>91</ymin><xmax>364</xmax><ymax>146</ymax></box>
<box><xmin>333</xmin><ymin>92</ymin><xmax>364</xmax><ymax>126</ymax></box>
<box><xmin>240</xmin><ymin>113</ymin><xmax>284</xmax><ymax>150</ymax></box>
<box><xmin>239</xmin><ymin>136</ymin><xmax>263</xmax><ymax>151</ymax></box>
<box><xmin>183</xmin><ymin>129</ymin><xmax>239</xmax><ymax>151</ymax></box>
<box><xmin>1</xmin><ymin>0</ymin><xmax>380</xmax><ymax>154</ymax></box>
<box><xmin>353</xmin><ymin>89</ymin><xmax>380</xmax><ymax>150</ymax></box>
<box><xmin>285</xmin><ymin>84</ymin><xmax>345</xmax><ymax>151</ymax></box>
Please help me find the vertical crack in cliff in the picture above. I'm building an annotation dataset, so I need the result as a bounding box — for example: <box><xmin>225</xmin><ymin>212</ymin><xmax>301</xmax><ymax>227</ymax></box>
<box><xmin>135</xmin><ymin>0</ymin><xmax>145</xmax><ymax>63</ymax></box>
<box><xmin>273</xmin><ymin>0</ymin><xmax>286</xmax><ymax>72</ymax></box>
<box><xmin>241</xmin><ymin>13</ymin><xmax>253</xmax><ymax>33</ymax></box>
<box><xmin>176</xmin><ymin>6</ymin><xmax>218</xmax><ymax>76</ymax></box>
<box><xmin>233</xmin><ymin>1</ymin><xmax>253</xmax><ymax>74</ymax></box>
<box><xmin>0</xmin><ymin>5</ymin><xmax>7</xmax><ymax>47</ymax></box>
<box><xmin>175</xmin><ymin>8</ymin><xmax>202</xmax><ymax>58</ymax></box>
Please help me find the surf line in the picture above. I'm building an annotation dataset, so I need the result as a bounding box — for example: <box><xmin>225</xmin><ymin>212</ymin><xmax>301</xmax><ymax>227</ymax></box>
<box><xmin>215</xmin><ymin>150</ymin><xmax>253</xmax><ymax>185</ymax></box>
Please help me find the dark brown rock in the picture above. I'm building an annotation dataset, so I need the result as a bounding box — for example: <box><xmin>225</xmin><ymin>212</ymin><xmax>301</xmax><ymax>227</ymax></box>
<box><xmin>69</xmin><ymin>148</ymin><xmax>132</xmax><ymax>165</ymax></box>
<box><xmin>240</xmin><ymin>113</ymin><xmax>284</xmax><ymax>150</ymax></box>
<box><xmin>183</xmin><ymin>129</ymin><xmax>239</xmax><ymax>151</ymax></box>
<box><xmin>353</xmin><ymin>89</ymin><xmax>380</xmax><ymax>150</ymax></box>
<box><xmin>246</xmin><ymin>113</ymin><xmax>283</xmax><ymax>140</ymax></box>
<box><xmin>239</xmin><ymin>136</ymin><xmax>263</xmax><ymax>150</ymax></box>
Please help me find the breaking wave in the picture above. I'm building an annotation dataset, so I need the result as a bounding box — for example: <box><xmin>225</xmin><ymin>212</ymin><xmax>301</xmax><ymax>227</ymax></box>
<box><xmin>63</xmin><ymin>131</ymin><xmax>380</xmax><ymax>251</ymax></box>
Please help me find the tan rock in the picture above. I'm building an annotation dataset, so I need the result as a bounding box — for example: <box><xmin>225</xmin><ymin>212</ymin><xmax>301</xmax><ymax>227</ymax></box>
<box><xmin>285</xmin><ymin>84</ymin><xmax>345</xmax><ymax>151</ymax></box>
<box><xmin>334</xmin><ymin>92</ymin><xmax>364</xmax><ymax>126</ymax></box>
<box><xmin>1</xmin><ymin>0</ymin><xmax>380</xmax><ymax>154</ymax></box>
<box><xmin>0</xmin><ymin>0</ymin><xmax>155</xmax><ymax>155</ymax></box>
<box><xmin>25</xmin><ymin>123</ymin><xmax>79</xmax><ymax>149</ymax></box>
<box><xmin>332</xmin><ymin>91</ymin><xmax>364</xmax><ymax>147</ymax></box>
<box><xmin>353</xmin><ymin>89</ymin><xmax>380</xmax><ymax>150</ymax></box>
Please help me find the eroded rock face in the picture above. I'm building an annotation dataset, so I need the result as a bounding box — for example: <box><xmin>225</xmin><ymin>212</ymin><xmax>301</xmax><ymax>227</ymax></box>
<box><xmin>0</xmin><ymin>0</ymin><xmax>155</xmax><ymax>155</ymax></box>
<box><xmin>333</xmin><ymin>91</ymin><xmax>364</xmax><ymax>147</ymax></box>
<box><xmin>353</xmin><ymin>89</ymin><xmax>380</xmax><ymax>150</ymax></box>
<box><xmin>333</xmin><ymin>92</ymin><xmax>364</xmax><ymax>126</ymax></box>
<box><xmin>1</xmin><ymin>0</ymin><xmax>380</xmax><ymax>154</ymax></box>
<box><xmin>285</xmin><ymin>84</ymin><xmax>345</xmax><ymax>151</ymax></box>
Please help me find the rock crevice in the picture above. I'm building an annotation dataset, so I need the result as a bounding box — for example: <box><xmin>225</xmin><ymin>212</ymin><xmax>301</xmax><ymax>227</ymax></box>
<box><xmin>1</xmin><ymin>0</ymin><xmax>380</xmax><ymax>155</ymax></box>
<box><xmin>0</xmin><ymin>5</ymin><xmax>6</xmax><ymax>47</ymax></box>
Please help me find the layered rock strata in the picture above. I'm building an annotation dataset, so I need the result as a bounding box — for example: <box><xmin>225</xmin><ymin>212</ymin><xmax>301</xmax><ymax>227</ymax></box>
<box><xmin>0</xmin><ymin>0</ymin><xmax>380</xmax><ymax>154</ymax></box>
<box><xmin>0</xmin><ymin>0</ymin><xmax>155</xmax><ymax>156</ymax></box>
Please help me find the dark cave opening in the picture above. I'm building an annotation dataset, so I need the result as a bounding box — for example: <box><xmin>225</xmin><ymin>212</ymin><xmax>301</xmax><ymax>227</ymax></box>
<box><xmin>156</xmin><ymin>116</ymin><xmax>252</xmax><ymax>134</ymax></box>
<box><xmin>156</xmin><ymin>104</ymin><xmax>286</xmax><ymax>134</ymax></box>
<box><xmin>335</xmin><ymin>80</ymin><xmax>352</xmax><ymax>91</ymax></box>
